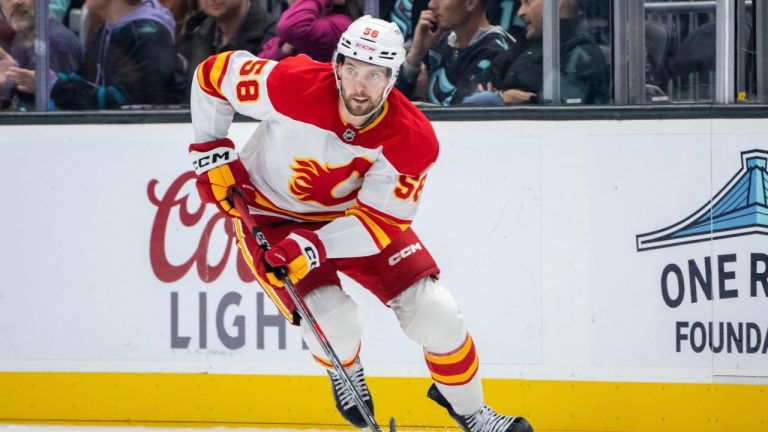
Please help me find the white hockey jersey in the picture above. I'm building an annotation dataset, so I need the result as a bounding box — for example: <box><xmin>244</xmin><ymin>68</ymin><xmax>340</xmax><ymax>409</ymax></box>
<box><xmin>191</xmin><ymin>51</ymin><xmax>440</xmax><ymax>259</ymax></box>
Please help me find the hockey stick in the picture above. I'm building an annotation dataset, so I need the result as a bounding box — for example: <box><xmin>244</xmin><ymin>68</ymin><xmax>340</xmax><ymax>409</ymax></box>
<box><xmin>229</xmin><ymin>189</ymin><xmax>394</xmax><ymax>432</ymax></box>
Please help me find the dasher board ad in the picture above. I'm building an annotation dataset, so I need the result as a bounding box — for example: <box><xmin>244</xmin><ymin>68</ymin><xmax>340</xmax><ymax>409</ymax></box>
<box><xmin>0</xmin><ymin>118</ymin><xmax>766</xmax><ymax>384</ymax></box>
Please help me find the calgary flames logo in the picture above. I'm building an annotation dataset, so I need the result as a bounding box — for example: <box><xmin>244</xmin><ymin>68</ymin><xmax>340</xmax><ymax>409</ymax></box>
<box><xmin>289</xmin><ymin>157</ymin><xmax>373</xmax><ymax>207</ymax></box>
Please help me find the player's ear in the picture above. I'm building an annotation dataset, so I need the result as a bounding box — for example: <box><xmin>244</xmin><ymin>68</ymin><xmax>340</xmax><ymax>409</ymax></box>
<box><xmin>333</xmin><ymin>55</ymin><xmax>344</xmax><ymax>73</ymax></box>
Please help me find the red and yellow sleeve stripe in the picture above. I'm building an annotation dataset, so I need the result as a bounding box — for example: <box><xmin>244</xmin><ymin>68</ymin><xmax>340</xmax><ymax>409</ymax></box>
<box><xmin>196</xmin><ymin>51</ymin><xmax>235</xmax><ymax>100</ymax></box>
<box><xmin>345</xmin><ymin>200</ymin><xmax>410</xmax><ymax>250</ymax></box>
<box><xmin>424</xmin><ymin>333</ymin><xmax>479</xmax><ymax>386</ymax></box>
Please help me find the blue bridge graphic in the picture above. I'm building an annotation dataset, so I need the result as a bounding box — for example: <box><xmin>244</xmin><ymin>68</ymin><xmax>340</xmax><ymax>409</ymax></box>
<box><xmin>636</xmin><ymin>149</ymin><xmax>768</xmax><ymax>251</ymax></box>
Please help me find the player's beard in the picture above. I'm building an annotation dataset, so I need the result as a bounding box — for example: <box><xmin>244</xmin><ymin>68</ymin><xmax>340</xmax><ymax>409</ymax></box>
<box><xmin>342</xmin><ymin>90</ymin><xmax>383</xmax><ymax>117</ymax></box>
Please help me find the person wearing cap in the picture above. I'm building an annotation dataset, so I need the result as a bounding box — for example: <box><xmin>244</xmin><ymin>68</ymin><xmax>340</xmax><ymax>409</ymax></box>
<box><xmin>188</xmin><ymin>15</ymin><xmax>533</xmax><ymax>432</ymax></box>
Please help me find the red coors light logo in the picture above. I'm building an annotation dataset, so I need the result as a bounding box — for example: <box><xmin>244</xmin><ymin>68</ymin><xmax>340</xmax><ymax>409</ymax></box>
<box><xmin>147</xmin><ymin>172</ymin><xmax>255</xmax><ymax>283</ymax></box>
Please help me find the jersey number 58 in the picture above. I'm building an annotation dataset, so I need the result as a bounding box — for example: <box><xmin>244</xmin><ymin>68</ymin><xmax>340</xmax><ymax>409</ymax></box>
<box><xmin>236</xmin><ymin>59</ymin><xmax>269</xmax><ymax>103</ymax></box>
<box><xmin>394</xmin><ymin>174</ymin><xmax>426</xmax><ymax>202</ymax></box>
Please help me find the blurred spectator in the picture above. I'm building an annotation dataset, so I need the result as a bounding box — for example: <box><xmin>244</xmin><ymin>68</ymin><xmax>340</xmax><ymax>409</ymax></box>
<box><xmin>51</xmin><ymin>0</ymin><xmax>187</xmax><ymax>109</ymax></box>
<box><xmin>383</xmin><ymin>0</ymin><xmax>522</xmax><ymax>46</ymax></box>
<box><xmin>0</xmin><ymin>12</ymin><xmax>13</xmax><ymax>51</ymax></box>
<box><xmin>160</xmin><ymin>0</ymin><xmax>194</xmax><ymax>39</ymax></box>
<box><xmin>50</xmin><ymin>0</ymin><xmax>71</xmax><ymax>22</ymax></box>
<box><xmin>176</xmin><ymin>0</ymin><xmax>275</xmax><ymax>78</ymax></box>
<box><xmin>0</xmin><ymin>0</ymin><xmax>82</xmax><ymax>109</ymax></box>
<box><xmin>644</xmin><ymin>20</ymin><xmax>675</xmax><ymax>89</ymax></box>
<box><xmin>258</xmin><ymin>0</ymin><xmax>362</xmax><ymax>62</ymax></box>
<box><xmin>77</xmin><ymin>0</ymin><xmax>189</xmax><ymax>52</ymax></box>
<box><xmin>0</xmin><ymin>2</ymin><xmax>15</xmax><ymax>52</ymax></box>
<box><xmin>396</xmin><ymin>0</ymin><xmax>514</xmax><ymax>106</ymax></box>
<box><xmin>382</xmin><ymin>0</ymin><xmax>415</xmax><ymax>41</ymax></box>
<box><xmin>0</xmin><ymin>13</ymin><xmax>12</xmax><ymax>108</ymax></box>
<box><xmin>466</xmin><ymin>0</ymin><xmax>608</xmax><ymax>105</ymax></box>
<box><xmin>486</xmin><ymin>0</ymin><xmax>524</xmax><ymax>40</ymax></box>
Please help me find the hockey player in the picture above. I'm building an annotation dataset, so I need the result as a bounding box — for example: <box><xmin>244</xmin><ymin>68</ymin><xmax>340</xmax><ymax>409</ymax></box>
<box><xmin>188</xmin><ymin>15</ymin><xmax>533</xmax><ymax>432</ymax></box>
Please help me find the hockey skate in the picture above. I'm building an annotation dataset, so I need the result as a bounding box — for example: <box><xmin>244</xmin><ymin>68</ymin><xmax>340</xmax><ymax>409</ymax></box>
<box><xmin>427</xmin><ymin>384</ymin><xmax>533</xmax><ymax>432</ymax></box>
<box><xmin>327</xmin><ymin>358</ymin><xmax>374</xmax><ymax>428</ymax></box>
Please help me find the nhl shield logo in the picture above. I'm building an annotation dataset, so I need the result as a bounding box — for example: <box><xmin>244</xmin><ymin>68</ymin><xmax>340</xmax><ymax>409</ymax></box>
<box><xmin>343</xmin><ymin>128</ymin><xmax>356</xmax><ymax>142</ymax></box>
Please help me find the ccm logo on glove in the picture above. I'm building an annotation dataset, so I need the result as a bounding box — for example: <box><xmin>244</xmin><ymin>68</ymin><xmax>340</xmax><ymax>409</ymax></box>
<box><xmin>263</xmin><ymin>229</ymin><xmax>326</xmax><ymax>286</ymax></box>
<box><xmin>191</xmin><ymin>148</ymin><xmax>233</xmax><ymax>174</ymax></box>
<box><xmin>304</xmin><ymin>246</ymin><xmax>320</xmax><ymax>270</ymax></box>
<box><xmin>188</xmin><ymin>137</ymin><xmax>258</xmax><ymax>217</ymax></box>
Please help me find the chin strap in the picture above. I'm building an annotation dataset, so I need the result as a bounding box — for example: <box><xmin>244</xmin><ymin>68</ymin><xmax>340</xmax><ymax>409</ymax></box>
<box><xmin>368</xmin><ymin>84</ymin><xmax>393</xmax><ymax>117</ymax></box>
<box><xmin>355</xmin><ymin>104</ymin><xmax>385</xmax><ymax>129</ymax></box>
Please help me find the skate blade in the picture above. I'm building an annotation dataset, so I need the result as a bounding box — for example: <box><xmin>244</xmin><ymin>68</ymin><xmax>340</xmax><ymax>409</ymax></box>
<box><xmin>359</xmin><ymin>417</ymin><xmax>395</xmax><ymax>432</ymax></box>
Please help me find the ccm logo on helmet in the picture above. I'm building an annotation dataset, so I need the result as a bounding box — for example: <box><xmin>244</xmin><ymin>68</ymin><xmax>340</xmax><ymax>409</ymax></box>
<box><xmin>354</xmin><ymin>42</ymin><xmax>377</xmax><ymax>52</ymax></box>
<box><xmin>388</xmin><ymin>242</ymin><xmax>423</xmax><ymax>266</ymax></box>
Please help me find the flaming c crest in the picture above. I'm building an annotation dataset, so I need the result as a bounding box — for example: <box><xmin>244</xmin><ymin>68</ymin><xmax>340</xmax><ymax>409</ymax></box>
<box><xmin>289</xmin><ymin>157</ymin><xmax>373</xmax><ymax>207</ymax></box>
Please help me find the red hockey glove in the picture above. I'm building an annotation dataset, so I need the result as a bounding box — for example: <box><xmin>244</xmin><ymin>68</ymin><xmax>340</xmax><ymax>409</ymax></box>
<box><xmin>251</xmin><ymin>247</ymin><xmax>285</xmax><ymax>289</ymax></box>
<box><xmin>189</xmin><ymin>138</ymin><xmax>256</xmax><ymax>217</ymax></box>
<box><xmin>264</xmin><ymin>229</ymin><xmax>327</xmax><ymax>287</ymax></box>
